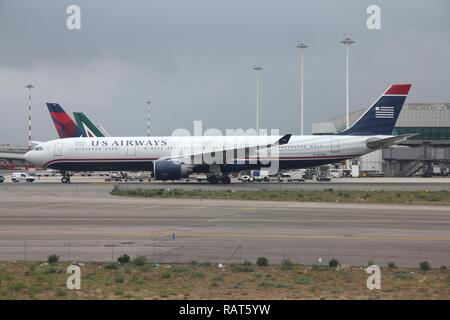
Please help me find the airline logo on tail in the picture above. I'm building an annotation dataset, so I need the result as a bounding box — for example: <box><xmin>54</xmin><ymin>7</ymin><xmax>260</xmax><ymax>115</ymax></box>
<box><xmin>47</xmin><ymin>103</ymin><xmax>82</xmax><ymax>138</ymax></box>
<box><xmin>375</xmin><ymin>106</ymin><xmax>394</xmax><ymax>119</ymax></box>
<box><xmin>339</xmin><ymin>84</ymin><xmax>411</xmax><ymax>136</ymax></box>
<box><xmin>73</xmin><ymin>112</ymin><xmax>106</xmax><ymax>137</ymax></box>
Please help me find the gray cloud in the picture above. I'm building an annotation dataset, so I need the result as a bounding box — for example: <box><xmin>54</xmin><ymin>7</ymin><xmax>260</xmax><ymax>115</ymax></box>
<box><xmin>0</xmin><ymin>0</ymin><xmax>449</xmax><ymax>144</ymax></box>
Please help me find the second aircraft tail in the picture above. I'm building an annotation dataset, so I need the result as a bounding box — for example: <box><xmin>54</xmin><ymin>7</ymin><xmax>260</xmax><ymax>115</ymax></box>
<box><xmin>47</xmin><ymin>103</ymin><xmax>82</xmax><ymax>138</ymax></box>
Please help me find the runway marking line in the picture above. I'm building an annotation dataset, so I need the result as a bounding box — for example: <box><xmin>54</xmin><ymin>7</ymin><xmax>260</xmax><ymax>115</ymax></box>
<box><xmin>0</xmin><ymin>230</ymin><xmax>449</xmax><ymax>242</ymax></box>
<box><xmin>0</xmin><ymin>218</ymin><xmax>448</xmax><ymax>224</ymax></box>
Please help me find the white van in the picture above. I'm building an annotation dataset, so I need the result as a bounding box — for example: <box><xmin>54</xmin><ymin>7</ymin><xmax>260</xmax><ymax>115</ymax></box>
<box><xmin>250</xmin><ymin>170</ymin><xmax>271</xmax><ymax>182</ymax></box>
<box><xmin>11</xmin><ymin>172</ymin><xmax>35</xmax><ymax>183</ymax></box>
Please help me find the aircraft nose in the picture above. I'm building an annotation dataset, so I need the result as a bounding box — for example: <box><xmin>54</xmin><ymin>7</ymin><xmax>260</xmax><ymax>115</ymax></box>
<box><xmin>24</xmin><ymin>150</ymin><xmax>31</xmax><ymax>160</ymax></box>
<box><xmin>24</xmin><ymin>150</ymin><xmax>35</xmax><ymax>164</ymax></box>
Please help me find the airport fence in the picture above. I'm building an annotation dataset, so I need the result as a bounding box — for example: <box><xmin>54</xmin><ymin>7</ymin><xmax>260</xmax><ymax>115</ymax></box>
<box><xmin>0</xmin><ymin>240</ymin><xmax>449</xmax><ymax>268</ymax></box>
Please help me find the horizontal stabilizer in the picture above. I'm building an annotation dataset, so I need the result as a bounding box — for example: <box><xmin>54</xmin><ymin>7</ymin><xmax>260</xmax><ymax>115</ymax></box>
<box><xmin>366</xmin><ymin>134</ymin><xmax>417</xmax><ymax>149</ymax></box>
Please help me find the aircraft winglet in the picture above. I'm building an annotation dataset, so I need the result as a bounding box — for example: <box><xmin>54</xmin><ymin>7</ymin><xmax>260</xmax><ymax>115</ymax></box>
<box><xmin>278</xmin><ymin>134</ymin><xmax>291</xmax><ymax>145</ymax></box>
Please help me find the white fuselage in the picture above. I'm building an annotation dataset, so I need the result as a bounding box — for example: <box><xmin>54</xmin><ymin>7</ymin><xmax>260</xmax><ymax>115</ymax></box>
<box><xmin>24</xmin><ymin>134</ymin><xmax>386</xmax><ymax>173</ymax></box>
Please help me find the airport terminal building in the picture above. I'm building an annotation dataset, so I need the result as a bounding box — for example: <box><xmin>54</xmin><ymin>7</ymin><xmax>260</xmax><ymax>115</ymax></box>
<box><xmin>0</xmin><ymin>144</ymin><xmax>28</xmax><ymax>169</ymax></box>
<box><xmin>312</xmin><ymin>103</ymin><xmax>450</xmax><ymax>176</ymax></box>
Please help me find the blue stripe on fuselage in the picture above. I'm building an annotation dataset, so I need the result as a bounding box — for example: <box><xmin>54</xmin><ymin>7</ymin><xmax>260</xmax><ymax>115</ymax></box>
<box><xmin>47</xmin><ymin>158</ymin><xmax>348</xmax><ymax>172</ymax></box>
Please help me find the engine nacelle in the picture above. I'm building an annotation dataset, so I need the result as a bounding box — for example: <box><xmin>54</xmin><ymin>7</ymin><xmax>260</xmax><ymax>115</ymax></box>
<box><xmin>153</xmin><ymin>160</ymin><xmax>191</xmax><ymax>180</ymax></box>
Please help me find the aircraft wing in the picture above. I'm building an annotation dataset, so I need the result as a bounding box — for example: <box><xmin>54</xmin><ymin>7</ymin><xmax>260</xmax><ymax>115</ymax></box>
<box><xmin>163</xmin><ymin>134</ymin><xmax>292</xmax><ymax>164</ymax></box>
<box><xmin>366</xmin><ymin>134</ymin><xmax>417</xmax><ymax>149</ymax></box>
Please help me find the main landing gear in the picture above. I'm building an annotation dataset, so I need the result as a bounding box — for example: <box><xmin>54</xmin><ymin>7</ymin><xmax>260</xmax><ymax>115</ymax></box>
<box><xmin>206</xmin><ymin>165</ymin><xmax>231</xmax><ymax>184</ymax></box>
<box><xmin>206</xmin><ymin>174</ymin><xmax>231</xmax><ymax>184</ymax></box>
<box><xmin>61</xmin><ymin>172</ymin><xmax>71</xmax><ymax>183</ymax></box>
<box><xmin>221</xmin><ymin>175</ymin><xmax>231</xmax><ymax>184</ymax></box>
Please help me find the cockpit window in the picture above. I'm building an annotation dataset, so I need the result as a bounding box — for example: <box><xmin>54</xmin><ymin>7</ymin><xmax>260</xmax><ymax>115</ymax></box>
<box><xmin>34</xmin><ymin>146</ymin><xmax>44</xmax><ymax>151</ymax></box>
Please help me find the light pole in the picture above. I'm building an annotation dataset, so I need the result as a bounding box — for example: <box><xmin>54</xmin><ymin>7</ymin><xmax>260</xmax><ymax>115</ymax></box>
<box><xmin>25</xmin><ymin>84</ymin><xmax>35</xmax><ymax>150</ymax></box>
<box><xmin>341</xmin><ymin>36</ymin><xmax>355</xmax><ymax>130</ymax></box>
<box><xmin>296</xmin><ymin>42</ymin><xmax>307</xmax><ymax>135</ymax></box>
<box><xmin>145</xmin><ymin>100</ymin><xmax>151</xmax><ymax>136</ymax></box>
<box><xmin>253</xmin><ymin>66</ymin><xmax>263</xmax><ymax>134</ymax></box>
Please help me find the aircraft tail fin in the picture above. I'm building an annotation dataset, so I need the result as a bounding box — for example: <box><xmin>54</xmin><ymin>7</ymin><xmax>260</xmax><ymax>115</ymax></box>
<box><xmin>73</xmin><ymin>112</ymin><xmax>105</xmax><ymax>137</ymax></box>
<box><xmin>339</xmin><ymin>84</ymin><xmax>411</xmax><ymax>136</ymax></box>
<box><xmin>95</xmin><ymin>123</ymin><xmax>110</xmax><ymax>137</ymax></box>
<box><xmin>46</xmin><ymin>103</ymin><xmax>82</xmax><ymax>138</ymax></box>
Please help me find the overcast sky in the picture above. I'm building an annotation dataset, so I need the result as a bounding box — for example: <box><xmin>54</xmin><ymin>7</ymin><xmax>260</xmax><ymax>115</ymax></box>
<box><xmin>0</xmin><ymin>0</ymin><xmax>449</xmax><ymax>144</ymax></box>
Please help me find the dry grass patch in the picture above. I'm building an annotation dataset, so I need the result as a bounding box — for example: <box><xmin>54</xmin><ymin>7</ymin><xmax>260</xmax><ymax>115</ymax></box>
<box><xmin>0</xmin><ymin>262</ymin><xmax>449</xmax><ymax>299</ymax></box>
<box><xmin>111</xmin><ymin>188</ymin><xmax>450</xmax><ymax>205</ymax></box>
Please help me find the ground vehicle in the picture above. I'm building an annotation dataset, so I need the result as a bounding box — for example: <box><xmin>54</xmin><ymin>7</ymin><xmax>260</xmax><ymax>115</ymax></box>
<box><xmin>43</xmin><ymin>169</ymin><xmax>57</xmax><ymax>177</ymax></box>
<box><xmin>105</xmin><ymin>172</ymin><xmax>124</xmax><ymax>182</ymax></box>
<box><xmin>329</xmin><ymin>169</ymin><xmax>342</xmax><ymax>178</ymax></box>
<box><xmin>238</xmin><ymin>175</ymin><xmax>253</xmax><ymax>182</ymax></box>
<box><xmin>11</xmin><ymin>172</ymin><xmax>35</xmax><ymax>183</ymax></box>
<box><xmin>282</xmin><ymin>170</ymin><xmax>305</xmax><ymax>182</ymax></box>
<box><xmin>302</xmin><ymin>169</ymin><xmax>314</xmax><ymax>180</ymax></box>
<box><xmin>316</xmin><ymin>170</ymin><xmax>331</xmax><ymax>182</ymax></box>
<box><xmin>135</xmin><ymin>172</ymin><xmax>152</xmax><ymax>182</ymax></box>
<box><xmin>0</xmin><ymin>175</ymin><xmax>4</xmax><ymax>183</ymax></box>
<box><xmin>105</xmin><ymin>172</ymin><xmax>151</xmax><ymax>182</ymax></box>
<box><xmin>366</xmin><ymin>171</ymin><xmax>385</xmax><ymax>177</ymax></box>
<box><xmin>195</xmin><ymin>175</ymin><xmax>208</xmax><ymax>182</ymax></box>
<box><xmin>250</xmin><ymin>170</ymin><xmax>270</xmax><ymax>182</ymax></box>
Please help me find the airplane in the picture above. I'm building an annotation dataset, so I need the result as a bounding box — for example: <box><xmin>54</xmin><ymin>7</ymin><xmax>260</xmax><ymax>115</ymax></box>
<box><xmin>25</xmin><ymin>84</ymin><xmax>413</xmax><ymax>184</ymax></box>
<box><xmin>47</xmin><ymin>103</ymin><xmax>107</xmax><ymax>138</ymax></box>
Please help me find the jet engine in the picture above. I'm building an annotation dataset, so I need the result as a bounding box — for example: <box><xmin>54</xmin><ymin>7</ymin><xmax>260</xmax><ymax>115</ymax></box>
<box><xmin>153</xmin><ymin>160</ymin><xmax>191</xmax><ymax>180</ymax></box>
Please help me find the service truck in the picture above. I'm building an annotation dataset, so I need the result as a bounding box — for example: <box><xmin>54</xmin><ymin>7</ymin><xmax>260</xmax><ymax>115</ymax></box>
<box><xmin>250</xmin><ymin>170</ymin><xmax>271</xmax><ymax>182</ymax></box>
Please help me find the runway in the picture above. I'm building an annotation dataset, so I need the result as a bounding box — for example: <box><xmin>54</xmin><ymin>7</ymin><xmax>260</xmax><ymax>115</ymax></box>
<box><xmin>0</xmin><ymin>183</ymin><xmax>449</xmax><ymax>267</ymax></box>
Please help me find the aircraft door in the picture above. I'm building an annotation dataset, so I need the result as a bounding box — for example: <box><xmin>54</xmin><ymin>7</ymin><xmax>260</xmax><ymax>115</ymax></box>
<box><xmin>330</xmin><ymin>139</ymin><xmax>340</xmax><ymax>153</ymax></box>
<box><xmin>53</xmin><ymin>142</ymin><xmax>63</xmax><ymax>156</ymax></box>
